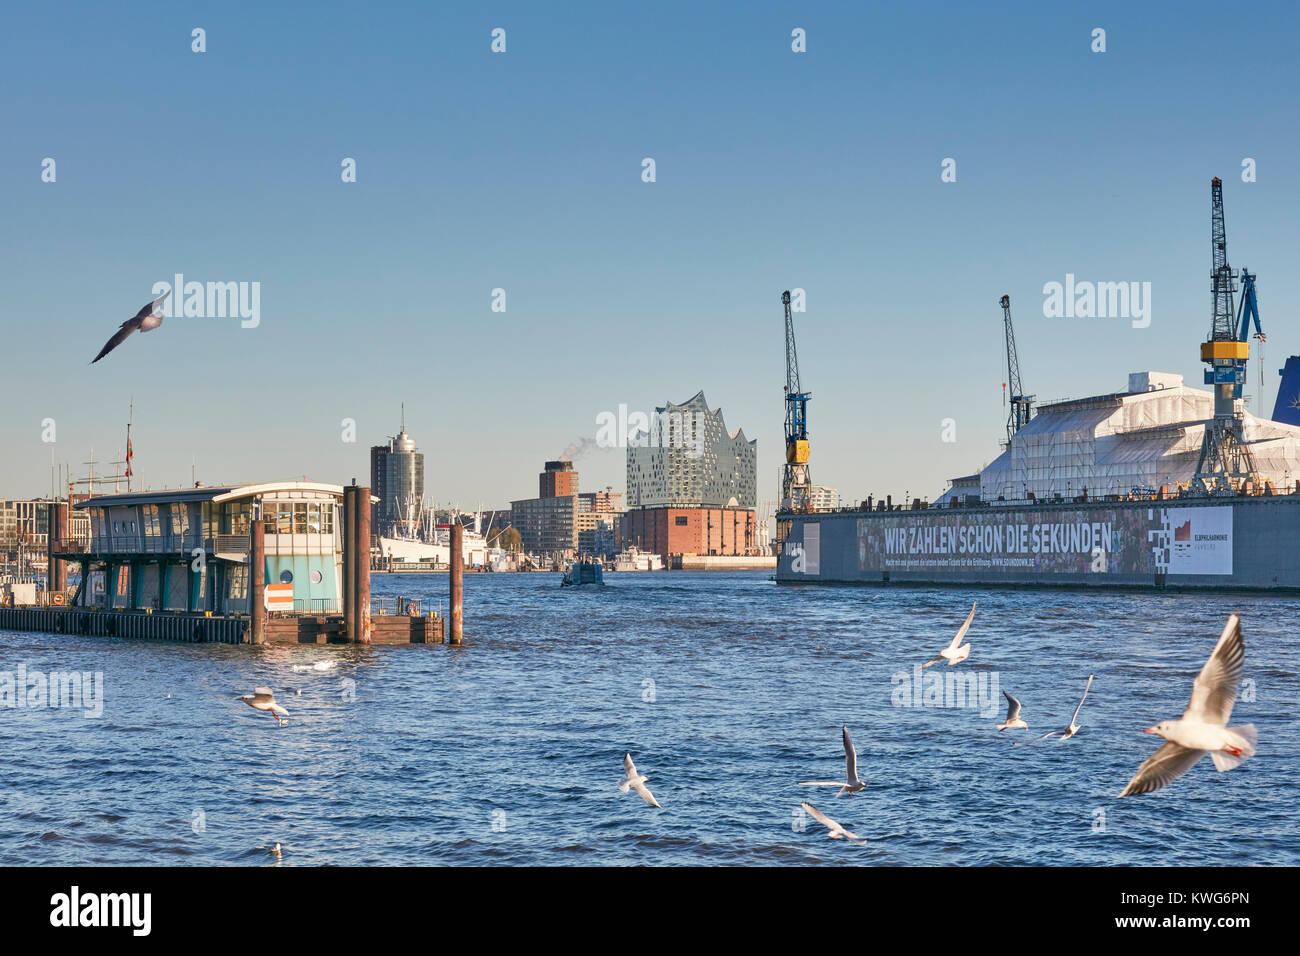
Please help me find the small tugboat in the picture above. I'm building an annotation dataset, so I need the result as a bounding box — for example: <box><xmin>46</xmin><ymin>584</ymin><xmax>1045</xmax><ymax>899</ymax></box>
<box><xmin>561</xmin><ymin>558</ymin><xmax>604</xmax><ymax>587</ymax></box>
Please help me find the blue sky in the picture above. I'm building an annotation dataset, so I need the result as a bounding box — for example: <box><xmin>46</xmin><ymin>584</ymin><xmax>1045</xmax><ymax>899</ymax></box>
<box><xmin>2</xmin><ymin>1</ymin><xmax>1298</xmax><ymax>508</ymax></box>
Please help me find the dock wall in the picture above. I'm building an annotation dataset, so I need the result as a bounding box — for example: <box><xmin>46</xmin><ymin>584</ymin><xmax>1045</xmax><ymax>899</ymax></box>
<box><xmin>776</xmin><ymin>495</ymin><xmax>1300</xmax><ymax>590</ymax></box>
<box><xmin>0</xmin><ymin>606</ymin><xmax>447</xmax><ymax>645</ymax></box>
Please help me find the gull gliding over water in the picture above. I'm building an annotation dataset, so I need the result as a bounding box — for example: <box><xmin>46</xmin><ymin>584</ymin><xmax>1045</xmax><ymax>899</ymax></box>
<box><xmin>800</xmin><ymin>802</ymin><xmax>867</xmax><ymax>845</ymax></box>
<box><xmin>1017</xmin><ymin>674</ymin><xmax>1093</xmax><ymax>744</ymax></box>
<box><xmin>921</xmin><ymin>602</ymin><xmax>976</xmax><ymax>668</ymax></box>
<box><xmin>798</xmin><ymin>725</ymin><xmax>866</xmax><ymax>796</ymax></box>
<box><xmin>618</xmin><ymin>753</ymin><xmax>661</xmax><ymax>808</ymax></box>
<box><xmin>237</xmin><ymin>687</ymin><xmax>290</xmax><ymax>725</ymax></box>
<box><xmin>1119</xmin><ymin>615</ymin><xmax>1257</xmax><ymax>798</ymax></box>
<box><xmin>91</xmin><ymin>290</ymin><xmax>170</xmax><ymax>364</ymax></box>
<box><xmin>997</xmin><ymin>691</ymin><xmax>1028</xmax><ymax>732</ymax></box>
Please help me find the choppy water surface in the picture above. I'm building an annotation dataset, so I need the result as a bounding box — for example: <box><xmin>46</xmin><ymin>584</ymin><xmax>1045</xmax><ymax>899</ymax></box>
<box><xmin>2</xmin><ymin>572</ymin><xmax>1297</xmax><ymax>865</ymax></box>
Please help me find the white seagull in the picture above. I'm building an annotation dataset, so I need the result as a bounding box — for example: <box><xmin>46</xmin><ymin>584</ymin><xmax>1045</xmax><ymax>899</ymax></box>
<box><xmin>1017</xmin><ymin>674</ymin><xmax>1093</xmax><ymax>743</ymax></box>
<box><xmin>801</xmin><ymin>801</ymin><xmax>867</xmax><ymax>845</ymax></box>
<box><xmin>617</xmin><ymin>753</ymin><xmax>661</xmax><ymax>808</ymax></box>
<box><xmin>921</xmin><ymin>601</ymin><xmax>976</xmax><ymax>667</ymax></box>
<box><xmin>91</xmin><ymin>290</ymin><xmax>170</xmax><ymax>364</ymax></box>
<box><xmin>268</xmin><ymin>842</ymin><xmax>282</xmax><ymax>858</ymax></box>
<box><xmin>997</xmin><ymin>690</ymin><xmax>1028</xmax><ymax>732</ymax></box>
<box><xmin>799</xmin><ymin>725</ymin><xmax>866</xmax><ymax>796</ymax></box>
<box><xmin>237</xmin><ymin>687</ymin><xmax>290</xmax><ymax>725</ymax></box>
<box><xmin>1119</xmin><ymin>615</ymin><xmax>1257</xmax><ymax>798</ymax></box>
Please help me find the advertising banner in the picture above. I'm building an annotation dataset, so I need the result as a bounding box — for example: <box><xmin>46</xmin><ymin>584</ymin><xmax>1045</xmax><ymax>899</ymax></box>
<box><xmin>803</xmin><ymin>523</ymin><xmax>820</xmax><ymax>575</ymax></box>
<box><xmin>1165</xmin><ymin>507</ymin><xmax>1233</xmax><ymax>575</ymax></box>
<box><xmin>854</xmin><ymin>505</ymin><xmax>1233</xmax><ymax>577</ymax></box>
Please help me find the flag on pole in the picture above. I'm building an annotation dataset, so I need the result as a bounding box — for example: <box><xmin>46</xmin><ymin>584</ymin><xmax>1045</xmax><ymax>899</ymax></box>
<box><xmin>125</xmin><ymin>437</ymin><xmax>133</xmax><ymax>478</ymax></box>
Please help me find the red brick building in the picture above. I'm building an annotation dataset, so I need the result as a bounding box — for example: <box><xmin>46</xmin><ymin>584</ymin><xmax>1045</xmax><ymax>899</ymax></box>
<box><xmin>621</xmin><ymin>506</ymin><xmax>756</xmax><ymax>558</ymax></box>
<box><xmin>539</xmin><ymin>460</ymin><xmax>578</xmax><ymax>498</ymax></box>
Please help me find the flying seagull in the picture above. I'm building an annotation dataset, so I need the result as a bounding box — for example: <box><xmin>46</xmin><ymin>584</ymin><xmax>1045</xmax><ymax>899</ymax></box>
<box><xmin>921</xmin><ymin>601</ymin><xmax>976</xmax><ymax>668</ymax></box>
<box><xmin>801</xmin><ymin>801</ymin><xmax>867</xmax><ymax>845</ymax></box>
<box><xmin>1118</xmin><ymin>615</ymin><xmax>1257</xmax><ymax>798</ymax></box>
<box><xmin>237</xmin><ymin>687</ymin><xmax>290</xmax><ymax>725</ymax></box>
<box><xmin>799</xmin><ymin>725</ymin><xmax>866</xmax><ymax>796</ymax></box>
<box><xmin>90</xmin><ymin>290</ymin><xmax>170</xmax><ymax>364</ymax></box>
<box><xmin>617</xmin><ymin>753</ymin><xmax>661</xmax><ymax>808</ymax></box>
<box><xmin>1017</xmin><ymin>674</ymin><xmax>1093</xmax><ymax>744</ymax></box>
<box><xmin>997</xmin><ymin>690</ymin><xmax>1028</xmax><ymax>731</ymax></box>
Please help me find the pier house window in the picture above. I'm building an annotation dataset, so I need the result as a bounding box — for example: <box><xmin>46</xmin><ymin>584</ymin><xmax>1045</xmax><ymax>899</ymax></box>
<box><xmin>292</xmin><ymin>502</ymin><xmax>309</xmax><ymax>534</ymax></box>
<box><xmin>228</xmin><ymin>503</ymin><xmax>251</xmax><ymax>536</ymax></box>
<box><xmin>170</xmin><ymin>503</ymin><xmax>190</xmax><ymax>540</ymax></box>
<box><xmin>142</xmin><ymin>504</ymin><xmax>161</xmax><ymax>537</ymax></box>
<box><xmin>227</xmin><ymin>565</ymin><xmax>247</xmax><ymax>600</ymax></box>
<box><xmin>276</xmin><ymin>504</ymin><xmax>292</xmax><ymax>534</ymax></box>
<box><xmin>321</xmin><ymin>504</ymin><xmax>334</xmax><ymax>533</ymax></box>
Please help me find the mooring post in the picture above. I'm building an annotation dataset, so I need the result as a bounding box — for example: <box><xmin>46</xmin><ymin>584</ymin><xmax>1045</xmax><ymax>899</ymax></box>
<box><xmin>450</xmin><ymin>522</ymin><xmax>464</xmax><ymax>644</ymax></box>
<box><xmin>250</xmin><ymin>518</ymin><xmax>266</xmax><ymax>644</ymax></box>
<box><xmin>342</xmin><ymin>485</ymin><xmax>356</xmax><ymax>642</ymax></box>
<box><xmin>355</xmin><ymin>486</ymin><xmax>372</xmax><ymax>644</ymax></box>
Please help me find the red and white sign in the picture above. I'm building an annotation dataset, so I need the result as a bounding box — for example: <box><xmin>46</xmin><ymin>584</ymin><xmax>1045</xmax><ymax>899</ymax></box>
<box><xmin>264</xmin><ymin>582</ymin><xmax>294</xmax><ymax>611</ymax></box>
<box><xmin>1165</xmin><ymin>507</ymin><xmax>1233</xmax><ymax>575</ymax></box>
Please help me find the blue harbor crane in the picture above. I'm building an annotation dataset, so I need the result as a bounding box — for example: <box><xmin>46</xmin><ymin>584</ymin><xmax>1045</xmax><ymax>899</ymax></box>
<box><xmin>1000</xmin><ymin>294</ymin><xmax>1034</xmax><ymax>444</ymax></box>
<box><xmin>780</xmin><ymin>290</ymin><xmax>813</xmax><ymax>514</ymax></box>
<box><xmin>1195</xmin><ymin>177</ymin><xmax>1260</xmax><ymax>493</ymax></box>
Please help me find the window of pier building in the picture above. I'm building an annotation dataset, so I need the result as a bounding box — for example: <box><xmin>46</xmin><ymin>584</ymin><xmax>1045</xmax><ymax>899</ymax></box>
<box><xmin>227</xmin><ymin>565</ymin><xmax>248</xmax><ymax>601</ymax></box>
<box><xmin>264</xmin><ymin>499</ymin><xmax>335</xmax><ymax>535</ymax></box>
<box><xmin>169</xmin><ymin>502</ymin><xmax>192</xmax><ymax>541</ymax></box>
<box><xmin>142</xmin><ymin>504</ymin><xmax>162</xmax><ymax>538</ymax></box>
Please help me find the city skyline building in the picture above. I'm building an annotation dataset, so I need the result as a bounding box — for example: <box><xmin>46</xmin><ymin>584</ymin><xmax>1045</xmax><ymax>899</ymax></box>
<box><xmin>370</xmin><ymin>411</ymin><xmax>426</xmax><ymax>538</ymax></box>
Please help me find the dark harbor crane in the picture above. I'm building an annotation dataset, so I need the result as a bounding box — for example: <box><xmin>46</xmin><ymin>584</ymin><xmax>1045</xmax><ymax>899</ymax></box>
<box><xmin>780</xmin><ymin>290</ymin><xmax>813</xmax><ymax>514</ymax></box>
<box><xmin>1000</xmin><ymin>294</ymin><xmax>1034</xmax><ymax>444</ymax></box>
<box><xmin>1195</xmin><ymin>177</ymin><xmax>1261</xmax><ymax>494</ymax></box>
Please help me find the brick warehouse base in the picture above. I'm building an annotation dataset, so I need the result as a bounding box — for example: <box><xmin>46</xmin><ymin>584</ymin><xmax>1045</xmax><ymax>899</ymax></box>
<box><xmin>620</xmin><ymin>506</ymin><xmax>757</xmax><ymax>559</ymax></box>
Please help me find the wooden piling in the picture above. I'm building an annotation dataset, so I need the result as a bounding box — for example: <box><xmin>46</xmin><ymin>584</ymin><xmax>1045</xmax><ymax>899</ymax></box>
<box><xmin>355</xmin><ymin>485</ymin><xmax>372</xmax><ymax>644</ymax></box>
<box><xmin>250</xmin><ymin>519</ymin><xmax>266</xmax><ymax>644</ymax></box>
<box><xmin>342</xmin><ymin>485</ymin><xmax>356</xmax><ymax>642</ymax></box>
<box><xmin>450</xmin><ymin>522</ymin><xmax>464</xmax><ymax>644</ymax></box>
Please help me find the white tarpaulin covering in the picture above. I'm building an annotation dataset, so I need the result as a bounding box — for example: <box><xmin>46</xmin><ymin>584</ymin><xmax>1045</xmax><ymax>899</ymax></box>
<box><xmin>958</xmin><ymin>373</ymin><xmax>1300</xmax><ymax>503</ymax></box>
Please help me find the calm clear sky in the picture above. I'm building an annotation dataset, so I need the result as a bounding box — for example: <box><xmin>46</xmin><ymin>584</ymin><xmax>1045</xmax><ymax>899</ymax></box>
<box><xmin>2</xmin><ymin>1</ymin><xmax>1297</xmax><ymax>509</ymax></box>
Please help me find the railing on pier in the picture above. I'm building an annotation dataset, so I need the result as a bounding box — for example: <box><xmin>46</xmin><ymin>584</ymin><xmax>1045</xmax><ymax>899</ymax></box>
<box><xmin>798</xmin><ymin>482</ymin><xmax>1300</xmax><ymax>516</ymax></box>
<box><xmin>370</xmin><ymin>596</ymin><xmax>440</xmax><ymax>617</ymax></box>
<box><xmin>212</xmin><ymin>535</ymin><xmax>251</xmax><ymax>554</ymax></box>
<box><xmin>264</xmin><ymin>598</ymin><xmax>340</xmax><ymax>616</ymax></box>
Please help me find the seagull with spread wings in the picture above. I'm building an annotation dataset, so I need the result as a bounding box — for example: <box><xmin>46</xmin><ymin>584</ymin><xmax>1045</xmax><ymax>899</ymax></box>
<box><xmin>237</xmin><ymin>687</ymin><xmax>290</xmax><ymax>725</ymax></box>
<box><xmin>91</xmin><ymin>290</ymin><xmax>170</xmax><ymax>364</ymax></box>
<box><xmin>921</xmin><ymin>601</ymin><xmax>976</xmax><ymax>668</ymax></box>
<box><xmin>798</xmin><ymin>725</ymin><xmax>866</xmax><ymax>796</ymax></box>
<box><xmin>1016</xmin><ymin>675</ymin><xmax>1093</xmax><ymax>744</ymax></box>
<box><xmin>1119</xmin><ymin>615</ymin><xmax>1256</xmax><ymax>797</ymax></box>
<box><xmin>996</xmin><ymin>690</ymin><xmax>1029</xmax><ymax>732</ymax></box>
<box><xmin>617</xmin><ymin>753</ymin><xmax>661</xmax><ymax>808</ymax></box>
<box><xmin>801</xmin><ymin>801</ymin><xmax>867</xmax><ymax>845</ymax></box>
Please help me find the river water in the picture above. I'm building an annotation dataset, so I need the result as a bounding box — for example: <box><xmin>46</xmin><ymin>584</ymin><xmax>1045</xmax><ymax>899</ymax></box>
<box><xmin>1</xmin><ymin>571</ymin><xmax>1296</xmax><ymax>865</ymax></box>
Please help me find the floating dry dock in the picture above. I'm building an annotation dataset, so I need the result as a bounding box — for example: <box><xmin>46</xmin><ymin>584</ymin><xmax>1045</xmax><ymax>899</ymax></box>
<box><xmin>777</xmin><ymin>492</ymin><xmax>1300</xmax><ymax>590</ymax></box>
<box><xmin>776</xmin><ymin>374</ymin><xmax>1300</xmax><ymax>590</ymax></box>
<box><xmin>0</xmin><ymin>481</ymin><xmax>462</xmax><ymax>644</ymax></box>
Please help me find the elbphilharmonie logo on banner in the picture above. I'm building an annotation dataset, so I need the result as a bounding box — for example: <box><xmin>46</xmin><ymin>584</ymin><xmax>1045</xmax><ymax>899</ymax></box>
<box><xmin>1164</xmin><ymin>508</ymin><xmax>1233</xmax><ymax>575</ymax></box>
